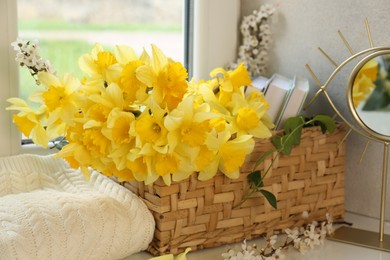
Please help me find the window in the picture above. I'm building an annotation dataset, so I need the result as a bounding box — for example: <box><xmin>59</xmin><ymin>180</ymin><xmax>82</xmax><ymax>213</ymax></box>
<box><xmin>17</xmin><ymin>0</ymin><xmax>185</xmax><ymax>107</ymax></box>
<box><xmin>13</xmin><ymin>0</ymin><xmax>187</xmax><ymax>152</ymax></box>
<box><xmin>1</xmin><ymin>0</ymin><xmax>240</xmax><ymax>156</ymax></box>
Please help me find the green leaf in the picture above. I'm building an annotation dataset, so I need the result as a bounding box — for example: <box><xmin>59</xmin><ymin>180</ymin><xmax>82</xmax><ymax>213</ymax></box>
<box><xmin>283</xmin><ymin>115</ymin><xmax>305</xmax><ymax>133</ymax></box>
<box><xmin>283</xmin><ymin>116</ymin><xmax>304</xmax><ymax>146</ymax></box>
<box><xmin>252</xmin><ymin>149</ymin><xmax>273</xmax><ymax>171</ymax></box>
<box><xmin>272</xmin><ymin>135</ymin><xmax>295</xmax><ymax>155</ymax></box>
<box><xmin>260</xmin><ymin>189</ymin><xmax>277</xmax><ymax>209</ymax></box>
<box><xmin>312</xmin><ymin>114</ymin><xmax>336</xmax><ymax>134</ymax></box>
<box><xmin>247</xmin><ymin>170</ymin><xmax>264</xmax><ymax>188</ymax></box>
<box><xmin>271</xmin><ymin>136</ymin><xmax>282</xmax><ymax>151</ymax></box>
<box><xmin>280</xmin><ymin>135</ymin><xmax>295</xmax><ymax>155</ymax></box>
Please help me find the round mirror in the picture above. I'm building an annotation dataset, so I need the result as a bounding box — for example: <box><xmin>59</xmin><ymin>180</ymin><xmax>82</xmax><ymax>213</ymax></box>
<box><xmin>347</xmin><ymin>49</ymin><xmax>390</xmax><ymax>142</ymax></box>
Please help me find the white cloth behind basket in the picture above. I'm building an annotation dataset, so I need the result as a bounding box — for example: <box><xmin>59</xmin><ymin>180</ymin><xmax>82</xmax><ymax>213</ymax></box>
<box><xmin>0</xmin><ymin>154</ymin><xmax>155</xmax><ymax>260</ymax></box>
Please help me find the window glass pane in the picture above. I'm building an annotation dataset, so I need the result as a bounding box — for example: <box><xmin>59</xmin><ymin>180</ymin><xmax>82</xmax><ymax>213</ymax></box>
<box><xmin>17</xmin><ymin>0</ymin><xmax>184</xmax><ymax>102</ymax></box>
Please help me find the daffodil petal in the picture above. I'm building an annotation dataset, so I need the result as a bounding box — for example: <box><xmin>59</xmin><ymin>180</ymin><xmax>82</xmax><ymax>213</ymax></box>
<box><xmin>106</xmin><ymin>83</ymin><xmax>124</xmax><ymax>108</ymax></box>
<box><xmin>136</xmin><ymin>65</ymin><xmax>154</xmax><ymax>87</ymax></box>
<box><xmin>162</xmin><ymin>174</ymin><xmax>172</xmax><ymax>186</ymax></box>
<box><xmin>151</xmin><ymin>44</ymin><xmax>168</xmax><ymax>72</ymax></box>
<box><xmin>38</xmin><ymin>72</ymin><xmax>61</xmax><ymax>88</ymax></box>
<box><xmin>198</xmin><ymin>159</ymin><xmax>219</xmax><ymax>181</ymax></box>
<box><xmin>177</xmin><ymin>248</ymin><xmax>191</xmax><ymax>260</ymax></box>
<box><xmin>249</xmin><ymin>123</ymin><xmax>273</xmax><ymax>139</ymax></box>
<box><xmin>31</xmin><ymin>125</ymin><xmax>49</xmax><ymax>148</ymax></box>
<box><xmin>78</xmin><ymin>54</ymin><xmax>99</xmax><ymax>75</ymax></box>
<box><xmin>114</xmin><ymin>45</ymin><xmax>138</xmax><ymax>64</ymax></box>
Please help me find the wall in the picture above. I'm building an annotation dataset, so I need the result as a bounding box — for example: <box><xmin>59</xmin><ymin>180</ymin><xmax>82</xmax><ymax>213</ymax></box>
<box><xmin>241</xmin><ymin>0</ymin><xmax>390</xmax><ymax>221</ymax></box>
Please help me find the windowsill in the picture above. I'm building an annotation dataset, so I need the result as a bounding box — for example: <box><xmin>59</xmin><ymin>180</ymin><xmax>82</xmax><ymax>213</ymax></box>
<box><xmin>18</xmin><ymin>143</ymin><xmax>56</xmax><ymax>156</ymax></box>
<box><xmin>125</xmin><ymin>212</ymin><xmax>390</xmax><ymax>260</ymax></box>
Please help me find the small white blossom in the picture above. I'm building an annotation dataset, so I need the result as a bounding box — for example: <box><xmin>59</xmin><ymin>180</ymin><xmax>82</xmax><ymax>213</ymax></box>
<box><xmin>298</xmin><ymin>240</ymin><xmax>309</xmax><ymax>254</ymax></box>
<box><xmin>250</xmin><ymin>37</ymin><xmax>259</xmax><ymax>47</ymax></box>
<box><xmin>260</xmin><ymin>35</ymin><xmax>272</xmax><ymax>48</ymax></box>
<box><xmin>269</xmin><ymin>235</ymin><xmax>278</xmax><ymax>247</ymax></box>
<box><xmin>255</xmin><ymin>50</ymin><xmax>268</xmax><ymax>64</ymax></box>
<box><xmin>227</xmin><ymin>4</ymin><xmax>276</xmax><ymax>77</ymax></box>
<box><xmin>272</xmin><ymin>248</ymin><xmax>285</xmax><ymax>259</ymax></box>
<box><xmin>10</xmin><ymin>38</ymin><xmax>56</xmax><ymax>82</ymax></box>
<box><xmin>44</xmin><ymin>60</ymin><xmax>56</xmax><ymax>74</ymax></box>
<box><xmin>11</xmin><ymin>38</ymin><xmax>28</xmax><ymax>51</ymax></box>
<box><xmin>259</xmin><ymin>24</ymin><xmax>271</xmax><ymax>35</ymax></box>
<box><xmin>261</xmin><ymin>4</ymin><xmax>276</xmax><ymax>15</ymax></box>
<box><xmin>221</xmin><ymin>213</ymin><xmax>334</xmax><ymax>259</ymax></box>
<box><xmin>302</xmin><ymin>211</ymin><xmax>309</xmax><ymax>219</ymax></box>
<box><xmin>222</xmin><ymin>249</ymin><xmax>237</xmax><ymax>259</ymax></box>
<box><xmin>285</xmin><ymin>228</ymin><xmax>299</xmax><ymax>240</ymax></box>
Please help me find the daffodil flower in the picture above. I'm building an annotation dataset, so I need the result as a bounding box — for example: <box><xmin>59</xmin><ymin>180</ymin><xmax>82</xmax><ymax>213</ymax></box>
<box><xmin>199</xmin><ymin>131</ymin><xmax>255</xmax><ymax>180</ymax></box>
<box><xmin>136</xmin><ymin>44</ymin><xmax>188</xmax><ymax>110</ymax></box>
<box><xmin>230</xmin><ymin>92</ymin><xmax>274</xmax><ymax>138</ymax></box>
<box><xmin>37</xmin><ymin>72</ymin><xmax>83</xmax><ymax>126</ymax></box>
<box><xmin>209</xmin><ymin>62</ymin><xmax>252</xmax><ymax>105</ymax></box>
<box><xmin>79</xmin><ymin>43</ymin><xmax>121</xmax><ymax>84</ymax></box>
<box><xmin>164</xmin><ymin>96</ymin><xmax>215</xmax><ymax>150</ymax></box>
<box><xmin>352</xmin><ymin>59</ymin><xmax>378</xmax><ymax>107</ymax></box>
<box><xmin>7</xmin><ymin>41</ymin><xmax>275</xmax><ymax>189</ymax></box>
<box><xmin>148</xmin><ymin>248</ymin><xmax>191</xmax><ymax>260</ymax></box>
<box><xmin>6</xmin><ymin>97</ymin><xmax>50</xmax><ymax>147</ymax></box>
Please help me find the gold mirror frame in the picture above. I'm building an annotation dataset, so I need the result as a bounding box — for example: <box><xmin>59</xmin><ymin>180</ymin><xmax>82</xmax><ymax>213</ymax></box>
<box><xmin>347</xmin><ymin>49</ymin><xmax>390</xmax><ymax>142</ymax></box>
<box><xmin>305</xmin><ymin>19</ymin><xmax>390</xmax><ymax>252</ymax></box>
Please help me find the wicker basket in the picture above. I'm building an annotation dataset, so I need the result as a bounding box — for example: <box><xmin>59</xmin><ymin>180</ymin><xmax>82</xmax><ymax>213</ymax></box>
<box><xmin>123</xmin><ymin>124</ymin><xmax>346</xmax><ymax>256</ymax></box>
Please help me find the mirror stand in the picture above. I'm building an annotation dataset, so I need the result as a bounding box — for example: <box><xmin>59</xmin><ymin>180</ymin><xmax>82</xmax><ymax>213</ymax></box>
<box><xmin>329</xmin><ymin>142</ymin><xmax>390</xmax><ymax>252</ymax></box>
<box><xmin>305</xmin><ymin>19</ymin><xmax>390</xmax><ymax>252</ymax></box>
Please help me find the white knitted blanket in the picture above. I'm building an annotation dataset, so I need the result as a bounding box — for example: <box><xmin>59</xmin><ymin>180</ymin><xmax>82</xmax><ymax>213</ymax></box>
<box><xmin>0</xmin><ymin>154</ymin><xmax>155</xmax><ymax>260</ymax></box>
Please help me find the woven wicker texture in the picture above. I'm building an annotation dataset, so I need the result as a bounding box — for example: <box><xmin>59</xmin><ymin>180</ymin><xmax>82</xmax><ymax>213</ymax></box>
<box><xmin>124</xmin><ymin>124</ymin><xmax>346</xmax><ymax>255</ymax></box>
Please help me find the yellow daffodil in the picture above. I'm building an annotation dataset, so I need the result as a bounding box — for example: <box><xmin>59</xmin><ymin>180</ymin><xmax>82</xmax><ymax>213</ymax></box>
<box><xmin>110</xmin><ymin>167</ymin><xmax>135</xmax><ymax>182</ymax></box>
<box><xmin>230</xmin><ymin>92</ymin><xmax>274</xmax><ymax>138</ymax></box>
<box><xmin>136</xmin><ymin>45</ymin><xmax>188</xmax><ymax>110</ymax></box>
<box><xmin>209</xmin><ymin>62</ymin><xmax>252</xmax><ymax>105</ymax></box>
<box><xmin>55</xmin><ymin>142</ymin><xmax>93</xmax><ymax>178</ymax></box>
<box><xmin>164</xmin><ymin>96</ymin><xmax>215</xmax><ymax>150</ymax></box>
<box><xmin>126</xmin><ymin>156</ymin><xmax>149</xmax><ymax>182</ymax></box>
<box><xmin>199</xmin><ymin>131</ymin><xmax>254</xmax><ymax>180</ymax></box>
<box><xmin>7</xmin><ymin>42</ymin><xmax>275</xmax><ymax>188</ymax></box>
<box><xmin>353</xmin><ymin>59</ymin><xmax>379</xmax><ymax>107</ymax></box>
<box><xmin>196</xmin><ymin>145</ymin><xmax>217</xmax><ymax>172</ymax></box>
<box><xmin>169</xmin><ymin>147</ymin><xmax>198</xmax><ymax>182</ymax></box>
<box><xmin>38</xmin><ymin>72</ymin><xmax>82</xmax><ymax>126</ymax></box>
<box><xmin>148</xmin><ymin>248</ymin><xmax>191</xmax><ymax>260</ymax></box>
<box><xmin>103</xmin><ymin>108</ymin><xmax>135</xmax><ymax>144</ymax></box>
<box><xmin>13</xmin><ymin>114</ymin><xmax>49</xmax><ymax>147</ymax></box>
<box><xmin>6</xmin><ymin>98</ymin><xmax>50</xmax><ymax>147</ymax></box>
<box><xmin>219</xmin><ymin>134</ymin><xmax>255</xmax><ymax>178</ymax></box>
<box><xmin>82</xmin><ymin>127</ymin><xmax>110</xmax><ymax>156</ymax></box>
<box><xmin>135</xmin><ymin>101</ymin><xmax>168</xmax><ymax>147</ymax></box>
<box><xmin>119</xmin><ymin>60</ymin><xmax>149</xmax><ymax>105</ymax></box>
<box><xmin>155</xmin><ymin>152</ymin><xmax>179</xmax><ymax>177</ymax></box>
<box><xmin>114</xmin><ymin>45</ymin><xmax>138</xmax><ymax>65</ymax></box>
<box><xmin>79</xmin><ymin>43</ymin><xmax>121</xmax><ymax>83</ymax></box>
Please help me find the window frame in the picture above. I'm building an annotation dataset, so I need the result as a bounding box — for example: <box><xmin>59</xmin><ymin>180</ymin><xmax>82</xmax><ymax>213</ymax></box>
<box><xmin>0</xmin><ymin>0</ymin><xmax>20</xmax><ymax>156</ymax></box>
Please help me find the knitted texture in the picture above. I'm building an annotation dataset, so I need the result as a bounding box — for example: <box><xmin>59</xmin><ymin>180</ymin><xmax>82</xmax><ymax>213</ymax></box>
<box><xmin>0</xmin><ymin>154</ymin><xmax>155</xmax><ymax>260</ymax></box>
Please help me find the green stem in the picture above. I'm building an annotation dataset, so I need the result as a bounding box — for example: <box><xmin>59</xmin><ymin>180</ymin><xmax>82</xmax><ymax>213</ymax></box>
<box><xmin>236</xmin><ymin>117</ymin><xmax>320</xmax><ymax>209</ymax></box>
<box><xmin>260</xmin><ymin>151</ymin><xmax>279</xmax><ymax>180</ymax></box>
<box><xmin>233</xmin><ymin>187</ymin><xmax>258</xmax><ymax>209</ymax></box>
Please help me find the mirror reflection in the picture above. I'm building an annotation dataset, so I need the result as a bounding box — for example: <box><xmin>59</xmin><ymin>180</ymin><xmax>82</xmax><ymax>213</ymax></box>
<box><xmin>352</xmin><ymin>54</ymin><xmax>390</xmax><ymax>136</ymax></box>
